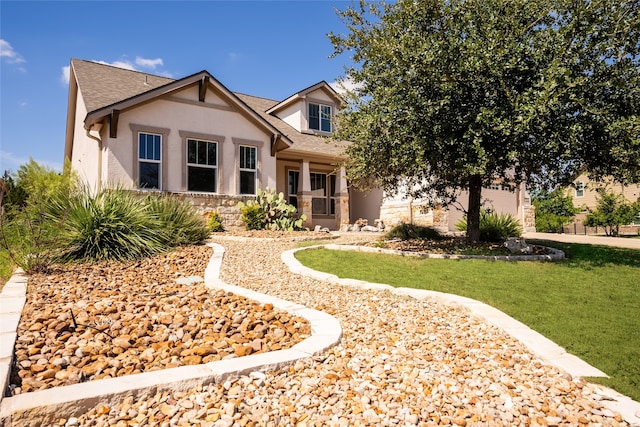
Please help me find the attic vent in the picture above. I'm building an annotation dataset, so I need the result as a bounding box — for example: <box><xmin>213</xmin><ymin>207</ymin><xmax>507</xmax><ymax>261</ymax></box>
<box><xmin>144</xmin><ymin>75</ymin><xmax>149</xmax><ymax>86</ymax></box>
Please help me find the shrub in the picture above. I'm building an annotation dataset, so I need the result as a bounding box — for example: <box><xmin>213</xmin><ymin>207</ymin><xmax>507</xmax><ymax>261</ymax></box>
<box><xmin>532</xmin><ymin>188</ymin><xmax>579</xmax><ymax>233</ymax></box>
<box><xmin>146</xmin><ymin>195</ymin><xmax>209</xmax><ymax>245</ymax></box>
<box><xmin>50</xmin><ymin>187</ymin><xmax>169</xmax><ymax>262</ymax></box>
<box><xmin>0</xmin><ymin>159</ymin><xmax>78</xmax><ymax>272</ymax></box>
<box><xmin>239</xmin><ymin>204</ymin><xmax>265</xmax><ymax>230</ymax></box>
<box><xmin>207</xmin><ymin>211</ymin><xmax>224</xmax><ymax>232</ymax></box>
<box><xmin>456</xmin><ymin>210</ymin><xmax>522</xmax><ymax>242</ymax></box>
<box><xmin>48</xmin><ymin>187</ymin><xmax>209</xmax><ymax>263</ymax></box>
<box><xmin>584</xmin><ymin>190</ymin><xmax>639</xmax><ymax>236</ymax></box>
<box><xmin>238</xmin><ymin>188</ymin><xmax>307</xmax><ymax>231</ymax></box>
<box><xmin>385</xmin><ymin>223</ymin><xmax>444</xmax><ymax>240</ymax></box>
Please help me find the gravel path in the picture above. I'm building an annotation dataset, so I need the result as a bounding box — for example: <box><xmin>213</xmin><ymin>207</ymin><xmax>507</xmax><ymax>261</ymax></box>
<box><xmin>59</xmin><ymin>236</ymin><xmax>627</xmax><ymax>426</ymax></box>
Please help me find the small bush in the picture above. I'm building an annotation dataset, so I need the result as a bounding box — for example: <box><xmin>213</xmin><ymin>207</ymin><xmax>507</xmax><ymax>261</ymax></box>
<box><xmin>207</xmin><ymin>212</ymin><xmax>224</xmax><ymax>232</ymax></box>
<box><xmin>51</xmin><ymin>187</ymin><xmax>169</xmax><ymax>262</ymax></box>
<box><xmin>456</xmin><ymin>210</ymin><xmax>522</xmax><ymax>242</ymax></box>
<box><xmin>385</xmin><ymin>223</ymin><xmax>444</xmax><ymax>241</ymax></box>
<box><xmin>240</xmin><ymin>204</ymin><xmax>265</xmax><ymax>230</ymax></box>
<box><xmin>146</xmin><ymin>195</ymin><xmax>209</xmax><ymax>245</ymax></box>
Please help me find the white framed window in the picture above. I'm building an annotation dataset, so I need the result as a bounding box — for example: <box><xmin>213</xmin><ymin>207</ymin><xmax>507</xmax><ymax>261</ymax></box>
<box><xmin>309</xmin><ymin>103</ymin><xmax>332</xmax><ymax>133</ymax></box>
<box><xmin>575</xmin><ymin>181</ymin><xmax>585</xmax><ymax>198</ymax></box>
<box><xmin>138</xmin><ymin>132</ymin><xmax>161</xmax><ymax>189</ymax></box>
<box><xmin>310</xmin><ymin>172</ymin><xmax>337</xmax><ymax>215</ymax></box>
<box><xmin>187</xmin><ymin>139</ymin><xmax>217</xmax><ymax>192</ymax></box>
<box><xmin>239</xmin><ymin>145</ymin><xmax>257</xmax><ymax>195</ymax></box>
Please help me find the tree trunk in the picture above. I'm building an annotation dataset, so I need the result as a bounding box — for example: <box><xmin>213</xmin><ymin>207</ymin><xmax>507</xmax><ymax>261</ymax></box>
<box><xmin>466</xmin><ymin>174</ymin><xmax>482</xmax><ymax>244</ymax></box>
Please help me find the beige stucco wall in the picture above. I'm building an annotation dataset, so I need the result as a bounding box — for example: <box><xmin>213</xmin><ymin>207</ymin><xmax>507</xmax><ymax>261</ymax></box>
<box><xmin>380</xmin><ymin>183</ymin><xmax>531</xmax><ymax>232</ymax></box>
<box><xmin>101</xmin><ymin>87</ymin><xmax>276</xmax><ymax>195</ymax></box>
<box><xmin>569</xmin><ymin>173</ymin><xmax>640</xmax><ymax>211</ymax></box>
<box><xmin>70</xmin><ymin>89</ymin><xmax>101</xmax><ymax>191</ymax></box>
<box><xmin>350</xmin><ymin>188</ymin><xmax>383</xmax><ymax>225</ymax></box>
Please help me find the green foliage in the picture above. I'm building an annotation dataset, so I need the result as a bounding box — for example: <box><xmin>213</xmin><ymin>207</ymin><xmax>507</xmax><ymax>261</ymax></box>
<box><xmin>207</xmin><ymin>211</ymin><xmax>224</xmax><ymax>232</ymax></box>
<box><xmin>52</xmin><ymin>188</ymin><xmax>209</xmax><ymax>263</ymax></box>
<box><xmin>385</xmin><ymin>223</ymin><xmax>444</xmax><ymax>241</ymax></box>
<box><xmin>0</xmin><ymin>159</ymin><xmax>78</xmax><ymax>272</ymax></box>
<box><xmin>329</xmin><ymin>0</ymin><xmax>640</xmax><ymax>242</ymax></box>
<box><xmin>456</xmin><ymin>210</ymin><xmax>522</xmax><ymax>242</ymax></box>
<box><xmin>51</xmin><ymin>187</ymin><xmax>169</xmax><ymax>262</ymax></box>
<box><xmin>145</xmin><ymin>195</ymin><xmax>209</xmax><ymax>246</ymax></box>
<box><xmin>532</xmin><ymin>188</ymin><xmax>580</xmax><ymax>233</ymax></box>
<box><xmin>239</xmin><ymin>204</ymin><xmax>265</xmax><ymax>230</ymax></box>
<box><xmin>584</xmin><ymin>190</ymin><xmax>640</xmax><ymax>236</ymax></box>
<box><xmin>238</xmin><ymin>188</ymin><xmax>308</xmax><ymax>231</ymax></box>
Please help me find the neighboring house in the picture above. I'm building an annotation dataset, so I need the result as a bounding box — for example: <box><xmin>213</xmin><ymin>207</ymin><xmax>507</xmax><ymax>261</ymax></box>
<box><xmin>565</xmin><ymin>172</ymin><xmax>640</xmax><ymax>232</ymax></box>
<box><xmin>64</xmin><ymin>58</ymin><xmax>532</xmax><ymax>232</ymax></box>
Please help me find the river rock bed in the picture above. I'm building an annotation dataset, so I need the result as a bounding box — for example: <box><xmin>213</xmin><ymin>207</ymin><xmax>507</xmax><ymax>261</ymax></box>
<box><xmin>60</xmin><ymin>235</ymin><xmax>629</xmax><ymax>426</ymax></box>
<box><xmin>8</xmin><ymin>244</ymin><xmax>310</xmax><ymax>395</ymax></box>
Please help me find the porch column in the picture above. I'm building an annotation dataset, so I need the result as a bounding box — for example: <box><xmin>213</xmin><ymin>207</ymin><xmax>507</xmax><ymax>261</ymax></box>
<box><xmin>299</xmin><ymin>160</ymin><xmax>313</xmax><ymax>228</ymax></box>
<box><xmin>336</xmin><ymin>166</ymin><xmax>350</xmax><ymax>229</ymax></box>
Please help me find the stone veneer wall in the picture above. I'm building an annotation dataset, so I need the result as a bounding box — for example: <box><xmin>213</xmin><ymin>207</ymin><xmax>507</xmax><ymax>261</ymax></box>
<box><xmin>380</xmin><ymin>201</ymin><xmax>450</xmax><ymax>231</ymax></box>
<box><xmin>147</xmin><ymin>192</ymin><xmax>251</xmax><ymax>230</ymax></box>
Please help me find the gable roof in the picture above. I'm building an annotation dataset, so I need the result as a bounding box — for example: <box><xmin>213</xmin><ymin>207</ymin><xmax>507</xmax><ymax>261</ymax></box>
<box><xmin>265</xmin><ymin>80</ymin><xmax>343</xmax><ymax>116</ymax></box>
<box><xmin>70</xmin><ymin>58</ymin><xmax>348</xmax><ymax>158</ymax></box>
<box><xmin>236</xmin><ymin>93</ymin><xmax>350</xmax><ymax>158</ymax></box>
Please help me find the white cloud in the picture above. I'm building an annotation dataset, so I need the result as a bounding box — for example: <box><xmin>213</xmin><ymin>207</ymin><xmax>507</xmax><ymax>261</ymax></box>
<box><xmin>135</xmin><ymin>57</ymin><xmax>163</xmax><ymax>69</ymax></box>
<box><xmin>61</xmin><ymin>65</ymin><xmax>70</xmax><ymax>84</ymax></box>
<box><xmin>330</xmin><ymin>77</ymin><xmax>363</xmax><ymax>95</ymax></box>
<box><xmin>0</xmin><ymin>39</ymin><xmax>26</xmax><ymax>64</ymax></box>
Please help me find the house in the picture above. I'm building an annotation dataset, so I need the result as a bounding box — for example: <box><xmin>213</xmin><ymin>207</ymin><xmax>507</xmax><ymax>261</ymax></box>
<box><xmin>564</xmin><ymin>172</ymin><xmax>640</xmax><ymax>233</ymax></box>
<box><xmin>64</xmin><ymin>58</ymin><xmax>532</xmax><ymax>232</ymax></box>
<box><xmin>65</xmin><ymin>59</ymin><xmax>367</xmax><ymax>229</ymax></box>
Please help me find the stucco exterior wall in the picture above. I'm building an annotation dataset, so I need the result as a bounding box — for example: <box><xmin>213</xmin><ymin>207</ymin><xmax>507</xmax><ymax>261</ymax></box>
<box><xmin>379</xmin><ymin>183</ymin><xmax>532</xmax><ymax>232</ymax></box>
<box><xmin>101</xmin><ymin>88</ymin><xmax>275</xmax><ymax>195</ymax></box>
<box><xmin>350</xmin><ymin>188</ymin><xmax>383</xmax><ymax>225</ymax></box>
<box><xmin>278</xmin><ymin>102</ymin><xmax>304</xmax><ymax>133</ymax></box>
<box><xmin>569</xmin><ymin>173</ymin><xmax>640</xmax><ymax>211</ymax></box>
<box><xmin>70</xmin><ymin>90</ymin><xmax>100</xmax><ymax>191</ymax></box>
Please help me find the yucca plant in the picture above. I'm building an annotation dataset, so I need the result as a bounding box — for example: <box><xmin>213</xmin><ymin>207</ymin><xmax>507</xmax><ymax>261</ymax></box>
<box><xmin>49</xmin><ymin>187</ymin><xmax>169</xmax><ymax>262</ymax></box>
<box><xmin>146</xmin><ymin>195</ymin><xmax>209</xmax><ymax>245</ymax></box>
<box><xmin>456</xmin><ymin>210</ymin><xmax>522</xmax><ymax>242</ymax></box>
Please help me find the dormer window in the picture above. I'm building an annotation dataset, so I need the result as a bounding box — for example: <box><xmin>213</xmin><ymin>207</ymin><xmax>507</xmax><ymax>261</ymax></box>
<box><xmin>309</xmin><ymin>103</ymin><xmax>332</xmax><ymax>133</ymax></box>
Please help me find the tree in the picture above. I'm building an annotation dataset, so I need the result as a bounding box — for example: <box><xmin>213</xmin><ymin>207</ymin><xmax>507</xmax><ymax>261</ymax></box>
<box><xmin>583</xmin><ymin>190</ymin><xmax>639</xmax><ymax>236</ymax></box>
<box><xmin>532</xmin><ymin>188</ymin><xmax>579</xmax><ymax>233</ymax></box>
<box><xmin>329</xmin><ymin>0</ymin><xmax>640</xmax><ymax>243</ymax></box>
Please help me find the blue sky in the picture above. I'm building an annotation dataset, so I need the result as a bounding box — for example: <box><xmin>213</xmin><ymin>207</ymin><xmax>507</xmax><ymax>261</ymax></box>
<box><xmin>0</xmin><ymin>0</ymin><xmax>353</xmax><ymax>173</ymax></box>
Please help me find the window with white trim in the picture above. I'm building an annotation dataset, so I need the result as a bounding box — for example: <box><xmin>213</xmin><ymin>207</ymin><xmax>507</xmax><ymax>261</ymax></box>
<box><xmin>187</xmin><ymin>139</ymin><xmax>217</xmax><ymax>192</ymax></box>
<box><xmin>310</xmin><ymin>172</ymin><xmax>337</xmax><ymax>215</ymax></box>
<box><xmin>309</xmin><ymin>103</ymin><xmax>332</xmax><ymax>133</ymax></box>
<box><xmin>575</xmin><ymin>181</ymin><xmax>585</xmax><ymax>198</ymax></box>
<box><xmin>138</xmin><ymin>132</ymin><xmax>161</xmax><ymax>189</ymax></box>
<box><xmin>239</xmin><ymin>145</ymin><xmax>257</xmax><ymax>195</ymax></box>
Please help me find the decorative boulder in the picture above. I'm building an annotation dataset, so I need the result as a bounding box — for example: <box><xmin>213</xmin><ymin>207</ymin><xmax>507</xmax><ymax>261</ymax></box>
<box><xmin>504</xmin><ymin>237</ymin><xmax>533</xmax><ymax>254</ymax></box>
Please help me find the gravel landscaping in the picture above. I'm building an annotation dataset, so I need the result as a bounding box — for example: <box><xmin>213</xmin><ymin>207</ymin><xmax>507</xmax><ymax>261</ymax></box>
<box><xmin>7</xmin><ymin>233</ymin><xmax>631</xmax><ymax>426</ymax></box>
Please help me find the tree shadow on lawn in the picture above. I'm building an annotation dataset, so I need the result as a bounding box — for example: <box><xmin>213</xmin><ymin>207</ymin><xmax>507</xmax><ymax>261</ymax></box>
<box><xmin>529</xmin><ymin>239</ymin><xmax>640</xmax><ymax>269</ymax></box>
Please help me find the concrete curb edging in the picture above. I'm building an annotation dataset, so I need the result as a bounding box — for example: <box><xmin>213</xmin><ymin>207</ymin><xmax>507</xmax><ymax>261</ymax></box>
<box><xmin>322</xmin><ymin>242</ymin><xmax>566</xmax><ymax>261</ymax></box>
<box><xmin>282</xmin><ymin>244</ymin><xmax>640</xmax><ymax>427</ymax></box>
<box><xmin>0</xmin><ymin>243</ymin><xmax>342</xmax><ymax>426</ymax></box>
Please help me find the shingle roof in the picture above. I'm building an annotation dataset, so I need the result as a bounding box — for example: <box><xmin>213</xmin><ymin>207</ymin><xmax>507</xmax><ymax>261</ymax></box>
<box><xmin>71</xmin><ymin>59</ymin><xmax>174</xmax><ymax>113</ymax></box>
<box><xmin>71</xmin><ymin>58</ymin><xmax>349</xmax><ymax>159</ymax></box>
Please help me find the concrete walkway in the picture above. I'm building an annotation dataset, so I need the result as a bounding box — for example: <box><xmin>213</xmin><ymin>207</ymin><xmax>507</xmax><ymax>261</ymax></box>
<box><xmin>523</xmin><ymin>231</ymin><xmax>640</xmax><ymax>249</ymax></box>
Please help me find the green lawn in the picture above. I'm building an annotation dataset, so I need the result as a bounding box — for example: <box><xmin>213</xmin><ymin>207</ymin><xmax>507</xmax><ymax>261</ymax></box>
<box><xmin>295</xmin><ymin>240</ymin><xmax>640</xmax><ymax>401</ymax></box>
